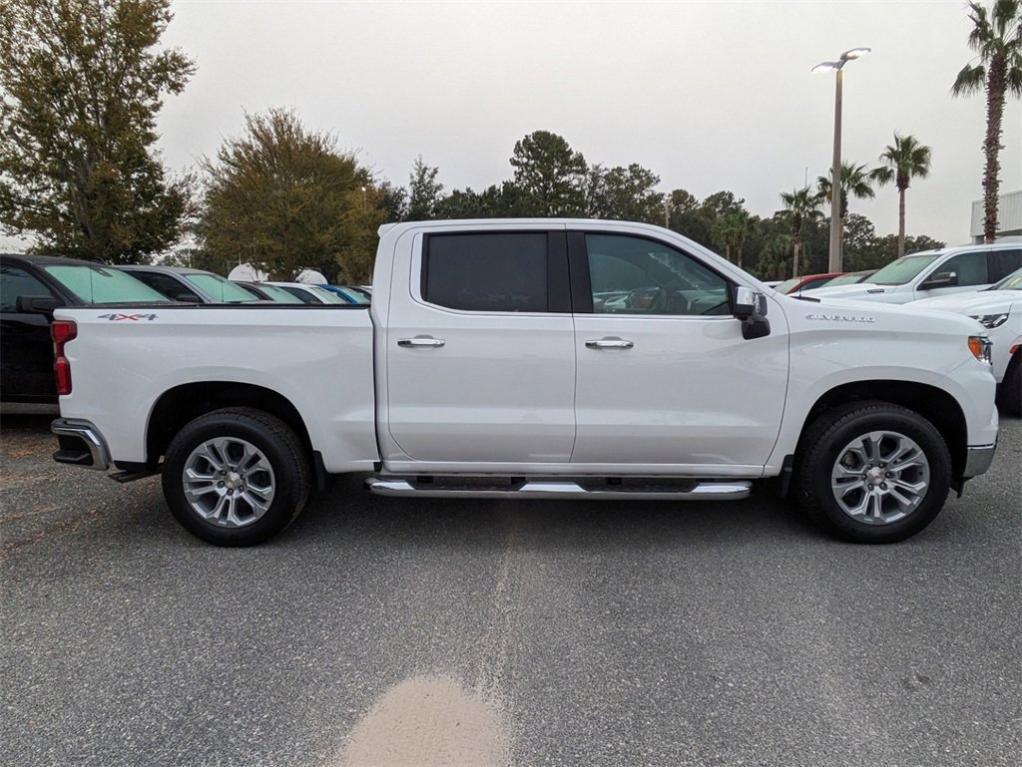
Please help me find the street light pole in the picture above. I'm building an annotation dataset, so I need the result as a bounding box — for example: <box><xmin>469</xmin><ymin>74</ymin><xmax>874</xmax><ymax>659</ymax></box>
<box><xmin>813</xmin><ymin>47</ymin><xmax>870</xmax><ymax>274</ymax></box>
<box><xmin>829</xmin><ymin>67</ymin><xmax>843</xmax><ymax>273</ymax></box>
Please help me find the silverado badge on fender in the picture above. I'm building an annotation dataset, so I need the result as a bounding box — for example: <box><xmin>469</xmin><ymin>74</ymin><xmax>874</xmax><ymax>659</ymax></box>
<box><xmin>805</xmin><ymin>313</ymin><xmax>876</xmax><ymax>323</ymax></box>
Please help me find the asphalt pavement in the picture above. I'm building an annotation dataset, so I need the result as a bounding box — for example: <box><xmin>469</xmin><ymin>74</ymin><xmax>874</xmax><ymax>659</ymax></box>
<box><xmin>1</xmin><ymin>413</ymin><xmax>1020</xmax><ymax>766</ymax></box>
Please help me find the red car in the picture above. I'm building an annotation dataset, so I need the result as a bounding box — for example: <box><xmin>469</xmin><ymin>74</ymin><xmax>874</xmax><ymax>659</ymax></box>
<box><xmin>774</xmin><ymin>272</ymin><xmax>844</xmax><ymax>294</ymax></box>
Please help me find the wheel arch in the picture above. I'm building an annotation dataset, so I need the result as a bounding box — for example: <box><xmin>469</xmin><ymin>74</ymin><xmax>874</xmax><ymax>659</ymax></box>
<box><xmin>794</xmin><ymin>380</ymin><xmax>968</xmax><ymax>480</ymax></box>
<box><xmin>145</xmin><ymin>382</ymin><xmax>314</xmax><ymax>469</ymax></box>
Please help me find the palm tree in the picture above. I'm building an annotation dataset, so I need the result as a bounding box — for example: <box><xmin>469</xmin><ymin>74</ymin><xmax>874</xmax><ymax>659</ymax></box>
<box><xmin>952</xmin><ymin>0</ymin><xmax>1022</xmax><ymax>243</ymax></box>
<box><xmin>711</xmin><ymin>211</ymin><xmax>751</xmax><ymax>268</ymax></box>
<box><xmin>872</xmin><ymin>134</ymin><xmax>933</xmax><ymax>258</ymax></box>
<box><xmin>780</xmin><ymin>186</ymin><xmax>823</xmax><ymax>278</ymax></box>
<box><xmin>817</xmin><ymin>162</ymin><xmax>877</xmax><ymax>263</ymax></box>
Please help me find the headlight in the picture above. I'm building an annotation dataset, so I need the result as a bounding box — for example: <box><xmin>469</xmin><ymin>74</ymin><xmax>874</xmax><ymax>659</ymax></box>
<box><xmin>970</xmin><ymin>312</ymin><xmax>1009</xmax><ymax>329</ymax></box>
<box><xmin>968</xmin><ymin>335</ymin><xmax>993</xmax><ymax>364</ymax></box>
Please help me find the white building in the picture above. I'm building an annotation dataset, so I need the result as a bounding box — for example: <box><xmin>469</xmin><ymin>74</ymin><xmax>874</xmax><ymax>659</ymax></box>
<box><xmin>971</xmin><ymin>190</ymin><xmax>1022</xmax><ymax>243</ymax></box>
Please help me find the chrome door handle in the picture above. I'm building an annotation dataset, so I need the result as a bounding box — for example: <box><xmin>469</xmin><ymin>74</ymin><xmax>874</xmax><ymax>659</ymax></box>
<box><xmin>585</xmin><ymin>337</ymin><xmax>634</xmax><ymax>350</ymax></box>
<box><xmin>397</xmin><ymin>336</ymin><xmax>445</xmax><ymax>348</ymax></box>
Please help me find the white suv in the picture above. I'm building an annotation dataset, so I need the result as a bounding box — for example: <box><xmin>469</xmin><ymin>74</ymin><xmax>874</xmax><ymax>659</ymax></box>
<box><xmin>911</xmin><ymin>268</ymin><xmax>1022</xmax><ymax>415</ymax></box>
<box><xmin>809</xmin><ymin>243</ymin><xmax>1022</xmax><ymax>304</ymax></box>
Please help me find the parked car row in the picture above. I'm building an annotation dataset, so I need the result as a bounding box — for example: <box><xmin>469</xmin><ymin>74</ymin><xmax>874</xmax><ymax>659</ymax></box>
<box><xmin>0</xmin><ymin>254</ymin><xmax>370</xmax><ymax>412</ymax></box>
<box><xmin>4</xmin><ymin>239</ymin><xmax>1019</xmax><ymax>425</ymax></box>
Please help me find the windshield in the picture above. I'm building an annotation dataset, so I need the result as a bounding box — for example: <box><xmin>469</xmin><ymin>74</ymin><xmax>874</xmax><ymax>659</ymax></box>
<box><xmin>43</xmin><ymin>265</ymin><xmax>169</xmax><ymax>305</ymax></box>
<box><xmin>869</xmin><ymin>254</ymin><xmax>941</xmax><ymax>285</ymax></box>
<box><xmin>774</xmin><ymin>278</ymin><xmax>800</xmax><ymax>294</ymax></box>
<box><xmin>304</xmin><ymin>285</ymin><xmax>351</xmax><ymax>304</ymax></box>
<box><xmin>185</xmin><ymin>273</ymin><xmax>261</xmax><ymax>303</ymax></box>
<box><xmin>826</xmin><ymin>272</ymin><xmax>869</xmax><ymax>286</ymax></box>
<box><xmin>328</xmin><ymin>285</ymin><xmax>371</xmax><ymax>304</ymax></box>
<box><xmin>254</xmin><ymin>283</ymin><xmax>305</xmax><ymax>302</ymax></box>
<box><xmin>991</xmin><ymin>269</ymin><xmax>1022</xmax><ymax>291</ymax></box>
<box><xmin>348</xmin><ymin>286</ymin><xmax>372</xmax><ymax>301</ymax></box>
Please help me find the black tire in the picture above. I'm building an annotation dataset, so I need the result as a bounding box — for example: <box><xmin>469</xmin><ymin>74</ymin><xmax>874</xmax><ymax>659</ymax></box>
<box><xmin>997</xmin><ymin>352</ymin><xmax>1021</xmax><ymax>418</ymax></box>
<box><xmin>794</xmin><ymin>401</ymin><xmax>952</xmax><ymax>544</ymax></box>
<box><xmin>161</xmin><ymin>408</ymin><xmax>311</xmax><ymax>546</ymax></box>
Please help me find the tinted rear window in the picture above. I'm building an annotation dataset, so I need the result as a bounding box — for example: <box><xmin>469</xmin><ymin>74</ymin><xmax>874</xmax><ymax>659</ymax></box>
<box><xmin>1</xmin><ymin>264</ymin><xmax>55</xmax><ymax>311</ymax></box>
<box><xmin>423</xmin><ymin>233</ymin><xmax>548</xmax><ymax>312</ymax></box>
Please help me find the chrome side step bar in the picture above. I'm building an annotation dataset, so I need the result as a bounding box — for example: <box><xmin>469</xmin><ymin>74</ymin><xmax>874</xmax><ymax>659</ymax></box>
<box><xmin>365</xmin><ymin>477</ymin><xmax>752</xmax><ymax>501</ymax></box>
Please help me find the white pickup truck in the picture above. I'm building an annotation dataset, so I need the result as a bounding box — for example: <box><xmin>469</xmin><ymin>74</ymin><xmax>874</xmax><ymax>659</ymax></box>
<box><xmin>50</xmin><ymin>220</ymin><xmax>999</xmax><ymax>546</ymax></box>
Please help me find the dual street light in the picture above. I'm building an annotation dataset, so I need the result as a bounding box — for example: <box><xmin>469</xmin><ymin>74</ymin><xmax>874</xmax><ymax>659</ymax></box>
<box><xmin>813</xmin><ymin>47</ymin><xmax>871</xmax><ymax>272</ymax></box>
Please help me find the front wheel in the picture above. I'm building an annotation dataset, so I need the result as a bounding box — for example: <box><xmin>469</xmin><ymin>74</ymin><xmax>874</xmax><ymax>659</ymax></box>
<box><xmin>794</xmin><ymin>401</ymin><xmax>952</xmax><ymax>543</ymax></box>
<box><xmin>162</xmin><ymin>408</ymin><xmax>311</xmax><ymax>546</ymax></box>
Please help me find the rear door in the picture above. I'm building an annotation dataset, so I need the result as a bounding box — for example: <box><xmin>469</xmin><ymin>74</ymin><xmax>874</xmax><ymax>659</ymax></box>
<box><xmin>988</xmin><ymin>249</ymin><xmax>1022</xmax><ymax>283</ymax></box>
<box><xmin>568</xmin><ymin>231</ymin><xmax>787</xmax><ymax>472</ymax></box>
<box><xmin>384</xmin><ymin>228</ymin><xmax>576</xmax><ymax>466</ymax></box>
<box><xmin>0</xmin><ymin>263</ymin><xmax>59</xmax><ymax>403</ymax></box>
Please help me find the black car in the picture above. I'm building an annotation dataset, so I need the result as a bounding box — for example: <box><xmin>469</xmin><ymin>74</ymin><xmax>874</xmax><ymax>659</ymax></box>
<box><xmin>0</xmin><ymin>254</ymin><xmax>170</xmax><ymax>413</ymax></box>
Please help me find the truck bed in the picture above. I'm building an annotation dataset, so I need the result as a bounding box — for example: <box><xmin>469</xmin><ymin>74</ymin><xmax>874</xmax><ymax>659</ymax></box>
<box><xmin>54</xmin><ymin>304</ymin><xmax>379</xmax><ymax>473</ymax></box>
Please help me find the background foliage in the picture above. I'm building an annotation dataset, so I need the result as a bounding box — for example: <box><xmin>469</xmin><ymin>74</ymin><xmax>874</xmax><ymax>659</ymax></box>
<box><xmin>0</xmin><ymin>0</ymin><xmax>193</xmax><ymax>263</ymax></box>
<box><xmin>1</xmin><ymin>0</ymin><xmax>966</xmax><ymax>283</ymax></box>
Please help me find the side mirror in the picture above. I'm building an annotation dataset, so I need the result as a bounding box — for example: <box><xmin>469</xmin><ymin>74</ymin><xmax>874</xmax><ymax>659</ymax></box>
<box><xmin>920</xmin><ymin>271</ymin><xmax>958</xmax><ymax>290</ymax></box>
<box><xmin>734</xmin><ymin>287</ymin><xmax>770</xmax><ymax>340</ymax></box>
<box><xmin>16</xmin><ymin>295</ymin><xmax>60</xmax><ymax>314</ymax></box>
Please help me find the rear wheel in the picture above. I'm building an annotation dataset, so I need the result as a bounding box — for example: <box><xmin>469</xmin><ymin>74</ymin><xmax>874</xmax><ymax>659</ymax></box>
<box><xmin>997</xmin><ymin>352</ymin><xmax>1021</xmax><ymax>417</ymax></box>
<box><xmin>162</xmin><ymin>408</ymin><xmax>311</xmax><ymax>546</ymax></box>
<box><xmin>794</xmin><ymin>401</ymin><xmax>951</xmax><ymax>543</ymax></box>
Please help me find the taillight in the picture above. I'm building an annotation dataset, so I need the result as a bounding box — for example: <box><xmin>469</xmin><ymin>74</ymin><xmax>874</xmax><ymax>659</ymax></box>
<box><xmin>51</xmin><ymin>319</ymin><xmax>77</xmax><ymax>395</ymax></box>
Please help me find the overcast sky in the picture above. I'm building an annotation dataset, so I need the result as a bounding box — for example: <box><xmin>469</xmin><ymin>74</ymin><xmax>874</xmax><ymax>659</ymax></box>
<box><xmin>8</xmin><ymin>0</ymin><xmax>1022</xmax><ymax>252</ymax></box>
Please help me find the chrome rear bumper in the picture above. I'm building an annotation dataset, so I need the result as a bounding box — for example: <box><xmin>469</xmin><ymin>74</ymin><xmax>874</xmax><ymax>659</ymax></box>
<box><xmin>51</xmin><ymin>418</ymin><xmax>110</xmax><ymax>471</ymax></box>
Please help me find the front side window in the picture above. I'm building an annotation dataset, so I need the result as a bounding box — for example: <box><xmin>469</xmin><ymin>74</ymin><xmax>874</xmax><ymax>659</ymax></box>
<box><xmin>423</xmin><ymin>233</ymin><xmax>548</xmax><ymax>312</ymax></box>
<box><xmin>870</xmin><ymin>253</ymin><xmax>940</xmax><ymax>285</ymax></box>
<box><xmin>184</xmin><ymin>274</ymin><xmax>261</xmax><ymax>303</ymax></box>
<box><xmin>43</xmin><ymin>265</ymin><xmax>167</xmax><ymax>305</ymax></box>
<box><xmin>931</xmin><ymin>251</ymin><xmax>988</xmax><ymax>287</ymax></box>
<box><xmin>0</xmin><ymin>264</ymin><xmax>56</xmax><ymax>312</ymax></box>
<box><xmin>585</xmin><ymin>234</ymin><xmax>730</xmax><ymax>315</ymax></box>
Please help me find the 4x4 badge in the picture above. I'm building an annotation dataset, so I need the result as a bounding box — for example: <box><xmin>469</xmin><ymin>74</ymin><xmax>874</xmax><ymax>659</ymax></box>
<box><xmin>96</xmin><ymin>313</ymin><xmax>158</xmax><ymax>321</ymax></box>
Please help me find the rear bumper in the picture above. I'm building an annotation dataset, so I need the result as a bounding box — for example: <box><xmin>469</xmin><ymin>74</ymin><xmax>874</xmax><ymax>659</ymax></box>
<box><xmin>962</xmin><ymin>442</ymin><xmax>997</xmax><ymax>479</ymax></box>
<box><xmin>51</xmin><ymin>418</ymin><xmax>110</xmax><ymax>471</ymax></box>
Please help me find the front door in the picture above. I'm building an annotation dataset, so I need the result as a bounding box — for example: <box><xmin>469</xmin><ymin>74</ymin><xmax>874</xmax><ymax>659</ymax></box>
<box><xmin>569</xmin><ymin>232</ymin><xmax>787</xmax><ymax>473</ymax></box>
<box><xmin>914</xmin><ymin>249</ymin><xmax>993</xmax><ymax>299</ymax></box>
<box><xmin>384</xmin><ymin>229</ymin><xmax>576</xmax><ymax>467</ymax></box>
<box><xmin>0</xmin><ymin>263</ymin><xmax>59</xmax><ymax>403</ymax></box>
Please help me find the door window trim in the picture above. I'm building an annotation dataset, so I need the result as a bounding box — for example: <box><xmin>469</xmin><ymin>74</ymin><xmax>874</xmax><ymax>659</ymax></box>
<box><xmin>418</xmin><ymin>230</ymin><xmax>571</xmax><ymax>315</ymax></box>
<box><xmin>566</xmin><ymin>229</ymin><xmax>737</xmax><ymax>317</ymax></box>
